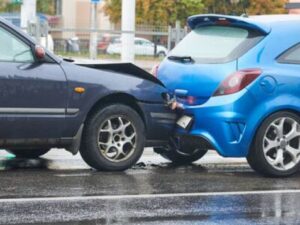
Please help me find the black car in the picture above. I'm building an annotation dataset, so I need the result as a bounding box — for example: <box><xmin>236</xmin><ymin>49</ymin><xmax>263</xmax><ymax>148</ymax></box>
<box><xmin>0</xmin><ymin>17</ymin><xmax>176</xmax><ymax>171</ymax></box>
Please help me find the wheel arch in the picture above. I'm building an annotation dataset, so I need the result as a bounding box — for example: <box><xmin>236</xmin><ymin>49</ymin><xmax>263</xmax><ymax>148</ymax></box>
<box><xmin>84</xmin><ymin>92</ymin><xmax>146</xmax><ymax>126</ymax></box>
<box><xmin>247</xmin><ymin>107</ymin><xmax>300</xmax><ymax>157</ymax></box>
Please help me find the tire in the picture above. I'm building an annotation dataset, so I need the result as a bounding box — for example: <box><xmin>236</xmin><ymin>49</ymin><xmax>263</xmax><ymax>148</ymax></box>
<box><xmin>157</xmin><ymin>51</ymin><xmax>166</xmax><ymax>58</ymax></box>
<box><xmin>247</xmin><ymin>111</ymin><xmax>300</xmax><ymax>177</ymax></box>
<box><xmin>159</xmin><ymin>149</ymin><xmax>207</xmax><ymax>164</ymax></box>
<box><xmin>8</xmin><ymin>148</ymin><xmax>50</xmax><ymax>158</ymax></box>
<box><xmin>80</xmin><ymin>104</ymin><xmax>145</xmax><ymax>171</ymax></box>
<box><xmin>154</xmin><ymin>138</ymin><xmax>208</xmax><ymax>165</ymax></box>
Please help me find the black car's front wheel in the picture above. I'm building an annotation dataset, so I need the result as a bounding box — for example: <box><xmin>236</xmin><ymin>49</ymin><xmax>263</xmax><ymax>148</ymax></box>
<box><xmin>7</xmin><ymin>148</ymin><xmax>50</xmax><ymax>158</ymax></box>
<box><xmin>247</xmin><ymin>111</ymin><xmax>300</xmax><ymax>177</ymax></box>
<box><xmin>80</xmin><ymin>104</ymin><xmax>145</xmax><ymax>171</ymax></box>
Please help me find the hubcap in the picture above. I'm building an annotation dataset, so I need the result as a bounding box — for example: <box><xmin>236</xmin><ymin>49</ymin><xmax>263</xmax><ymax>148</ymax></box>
<box><xmin>98</xmin><ymin>116</ymin><xmax>136</xmax><ymax>162</ymax></box>
<box><xmin>263</xmin><ymin>117</ymin><xmax>300</xmax><ymax>171</ymax></box>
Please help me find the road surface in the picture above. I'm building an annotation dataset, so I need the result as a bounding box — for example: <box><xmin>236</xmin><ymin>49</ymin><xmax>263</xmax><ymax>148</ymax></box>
<box><xmin>0</xmin><ymin>149</ymin><xmax>299</xmax><ymax>225</ymax></box>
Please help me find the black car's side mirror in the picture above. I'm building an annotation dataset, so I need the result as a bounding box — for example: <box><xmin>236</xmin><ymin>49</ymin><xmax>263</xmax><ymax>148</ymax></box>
<box><xmin>35</xmin><ymin>45</ymin><xmax>46</xmax><ymax>60</ymax></box>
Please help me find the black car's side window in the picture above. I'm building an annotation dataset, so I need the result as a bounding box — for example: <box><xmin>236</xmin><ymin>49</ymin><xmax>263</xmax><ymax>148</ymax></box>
<box><xmin>0</xmin><ymin>26</ymin><xmax>34</xmax><ymax>63</ymax></box>
<box><xmin>277</xmin><ymin>43</ymin><xmax>300</xmax><ymax>64</ymax></box>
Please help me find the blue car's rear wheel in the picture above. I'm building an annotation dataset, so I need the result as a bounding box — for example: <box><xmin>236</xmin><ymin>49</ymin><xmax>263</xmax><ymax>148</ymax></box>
<box><xmin>154</xmin><ymin>137</ymin><xmax>208</xmax><ymax>164</ymax></box>
<box><xmin>247</xmin><ymin>111</ymin><xmax>300</xmax><ymax>177</ymax></box>
<box><xmin>157</xmin><ymin>149</ymin><xmax>207</xmax><ymax>165</ymax></box>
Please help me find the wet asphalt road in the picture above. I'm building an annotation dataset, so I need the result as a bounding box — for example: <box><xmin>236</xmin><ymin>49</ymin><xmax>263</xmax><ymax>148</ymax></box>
<box><xmin>1</xmin><ymin>150</ymin><xmax>300</xmax><ymax>225</ymax></box>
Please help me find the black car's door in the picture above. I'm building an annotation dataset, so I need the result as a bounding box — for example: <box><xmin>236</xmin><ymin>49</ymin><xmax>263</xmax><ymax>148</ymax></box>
<box><xmin>0</xmin><ymin>25</ymin><xmax>68</xmax><ymax>140</ymax></box>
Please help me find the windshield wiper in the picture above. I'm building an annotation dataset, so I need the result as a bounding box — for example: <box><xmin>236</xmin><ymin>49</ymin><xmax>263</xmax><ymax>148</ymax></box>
<box><xmin>167</xmin><ymin>56</ymin><xmax>195</xmax><ymax>63</ymax></box>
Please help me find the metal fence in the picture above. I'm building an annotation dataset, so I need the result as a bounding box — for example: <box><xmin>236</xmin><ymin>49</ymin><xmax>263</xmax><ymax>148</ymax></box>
<box><xmin>47</xmin><ymin>23</ymin><xmax>187</xmax><ymax>64</ymax></box>
<box><xmin>0</xmin><ymin>13</ymin><xmax>188</xmax><ymax>69</ymax></box>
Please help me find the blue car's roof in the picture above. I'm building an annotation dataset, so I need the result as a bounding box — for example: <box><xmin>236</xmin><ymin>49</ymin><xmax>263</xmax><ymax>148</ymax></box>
<box><xmin>188</xmin><ymin>14</ymin><xmax>300</xmax><ymax>34</ymax></box>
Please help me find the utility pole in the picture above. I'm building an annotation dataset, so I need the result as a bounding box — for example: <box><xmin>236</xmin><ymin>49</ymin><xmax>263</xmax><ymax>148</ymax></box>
<box><xmin>20</xmin><ymin>0</ymin><xmax>36</xmax><ymax>29</ymax></box>
<box><xmin>121</xmin><ymin>0</ymin><xmax>136</xmax><ymax>63</ymax></box>
<box><xmin>89</xmin><ymin>0</ymin><xmax>100</xmax><ymax>60</ymax></box>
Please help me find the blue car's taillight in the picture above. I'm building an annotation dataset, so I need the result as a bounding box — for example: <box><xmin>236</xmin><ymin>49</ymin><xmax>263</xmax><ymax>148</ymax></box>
<box><xmin>213</xmin><ymin>69</ymin><xmax>262</xmax><ymax>96</ymax></box>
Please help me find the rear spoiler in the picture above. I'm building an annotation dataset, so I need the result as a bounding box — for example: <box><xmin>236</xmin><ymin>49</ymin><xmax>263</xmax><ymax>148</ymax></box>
<box><xmin>187</xmin><ymin>14</ymin><xmax>271</xmax><ymax>35</ymax></box>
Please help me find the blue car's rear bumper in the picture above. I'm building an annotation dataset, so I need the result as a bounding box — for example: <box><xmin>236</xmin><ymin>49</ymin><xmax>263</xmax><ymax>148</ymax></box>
<box><xmin>177</xmin><ymin>89</ymin><xmax>260</xmax><ymax>157</ymax></box>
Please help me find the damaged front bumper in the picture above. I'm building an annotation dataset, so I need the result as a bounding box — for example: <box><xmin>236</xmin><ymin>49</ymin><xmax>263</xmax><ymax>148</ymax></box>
<box><xmin>138</xmin><ymin>101</ymin><xmax>177</xmax><ymax>148</ymax></box>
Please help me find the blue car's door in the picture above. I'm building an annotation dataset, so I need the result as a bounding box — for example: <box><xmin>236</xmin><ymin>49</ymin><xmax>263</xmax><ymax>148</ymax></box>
<box><xmin>0</xmin><ymin>25</ymin><xmax>68</xmax><ymax>139</ymax></box>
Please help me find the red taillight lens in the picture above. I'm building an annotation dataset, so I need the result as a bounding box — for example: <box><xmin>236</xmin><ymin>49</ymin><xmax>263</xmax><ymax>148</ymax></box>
<box><xmin>187</xmin><ymin>96</ymin><xmax>196</xmax><ymax>105</ymax></box>
<box><xmin>151</xmin><ymin>64</ymin><xmax>160</xmax><ymax>77</ymax></box>
<box><xmin>213</xmin><ymin>69</ymin><xmax>262</xmax><ymax>96</ymax></box>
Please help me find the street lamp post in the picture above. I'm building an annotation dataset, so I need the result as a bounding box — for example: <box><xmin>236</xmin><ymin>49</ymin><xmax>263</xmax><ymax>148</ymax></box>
<box><xmin>121</xmin><ymin>0</ymin><xmax>136</xmax><ymax>63</ymax></box>
<box><xmin>20</xmin><ymin>0</ymin><xmax>36</xmax><ymax>29</ymax></box>
<box><xmin>89</xmin><ymin>0</ymin><xmax>100</xmax><ymax>60</ymax></box>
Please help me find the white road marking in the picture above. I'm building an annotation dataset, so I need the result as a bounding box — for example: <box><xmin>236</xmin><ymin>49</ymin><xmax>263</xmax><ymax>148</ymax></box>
<box><xmin>55</xmin><ymin>173</ymin><xmax>92</xmax><ymax>177</ymax></box>
<box><xmin>1</xmin><ymin>189</ymin><xmax>300</xmax><ymax>203</ymax></box>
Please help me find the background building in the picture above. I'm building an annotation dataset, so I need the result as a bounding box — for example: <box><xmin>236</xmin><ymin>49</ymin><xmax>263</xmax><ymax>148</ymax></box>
<box><xmin>56</xmin><ymin>0</ymin><xmax>112</xmax><ymax>30</ymax></box>
<box><xmin>286</xmin><ymin>0</ymin><xmax>300</xmax><ymax>14</ymax></box>
<box><xmin>50</xmin><ymin>0</ymin><xmax>114</xmax><ymax>46</ymax></box>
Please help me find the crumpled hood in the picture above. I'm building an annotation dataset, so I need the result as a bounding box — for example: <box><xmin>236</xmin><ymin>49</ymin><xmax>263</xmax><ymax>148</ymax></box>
<box><xmin>77</xmin><ymin>62</ymin><xmax>164</xmax><ymax>87</ymax></box>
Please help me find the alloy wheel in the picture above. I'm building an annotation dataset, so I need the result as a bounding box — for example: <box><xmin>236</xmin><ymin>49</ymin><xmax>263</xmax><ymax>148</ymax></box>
<box><xmin>98</xmin><ymin>116</ymin><xmax>137</xmax><ymax>162</ymax></box>
<box><xmin>263</xmin><ymin>117</ymin><xmax>300</xmax><ymax>171</ymax></box>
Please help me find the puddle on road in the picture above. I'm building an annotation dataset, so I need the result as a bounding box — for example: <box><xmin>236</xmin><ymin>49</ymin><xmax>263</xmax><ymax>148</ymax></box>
<box><xmin>0</xmin><ymin>158</ymin><xmax>50</xmax><ymax>171</ymax></box>
<box><xmin>132</xmin><ymin>161</ymin><xmax>251</xmax><ymax>173</ymax></box>
<box><xmin>0</xmin><ymin>150</ymin><xmax>251</xmax><ymax>174</ymax></box>
<box><xmin>0</xmin><ymin>157</ymin><xmax>251</xmax><ymax>173</ymax></box>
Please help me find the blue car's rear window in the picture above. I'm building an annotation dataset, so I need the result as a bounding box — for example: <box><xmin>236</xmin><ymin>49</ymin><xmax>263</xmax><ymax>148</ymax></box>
<box><xmin>169</xmin><ymin>26</ymin><xmax>264</xmax><ymax>64</ymax></box>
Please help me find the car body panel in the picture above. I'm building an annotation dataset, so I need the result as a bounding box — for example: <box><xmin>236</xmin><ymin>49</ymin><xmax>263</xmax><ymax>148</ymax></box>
<box><xmin>60</xmin><ymin>61</ymin><xmax>172</xmax><ymax>137</ymax></box>
<box><xmin>159</xmin><ymin>14</ymin><xmax>300</xmax><ymax>158</ymax></box>
<box><xmin>188</xmin><ymin>14</ymin><xmax>271</xmax><ymax>34</ymax></box>
<box><xmin>0</xmin><ymin>62</ymin><xmax>68</xmax><ymax>139</ymax></box>
<box><xmin>158</xmin><ymin>60</ymin><xmax>237</xmax><ymax>105</ymax></box>
<box><xmin>0</xmin><ymin>16</ymin><xmax>176</xmax><ymax>151</ymax></box>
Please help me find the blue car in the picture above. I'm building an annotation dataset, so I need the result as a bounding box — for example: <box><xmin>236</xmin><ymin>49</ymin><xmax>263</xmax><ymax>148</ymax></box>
<box><xmin>156</xmin><ymin>14</ymin><xmax>300</xmax><ymax>177</ymax></box>
<box><xmin>0</xmin><ymin>17</ymin><xmax>176</xmax><ymax>171</ymax></box>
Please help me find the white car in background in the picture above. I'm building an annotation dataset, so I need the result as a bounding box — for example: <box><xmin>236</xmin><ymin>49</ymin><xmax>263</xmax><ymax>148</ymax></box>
<box><xmin>107</xmin><ymin>37</ymin><xmax>168</xmax><ymax>57</ymax></box>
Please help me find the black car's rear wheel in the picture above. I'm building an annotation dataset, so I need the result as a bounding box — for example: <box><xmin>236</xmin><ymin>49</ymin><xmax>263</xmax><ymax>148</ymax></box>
<box><xmin>80</xmin><ymin>104</ymin><xmax>145</xmax><ymax>171</ymax></box>
<box><xmin>247</xmin><ymin>111</ymin><xmax>300</xmax><ymax>177</ymax></box>
<box><xmin>8</xmin><ymin>149</ymin><xmax>50</xmax><ymax>158</ymax></box>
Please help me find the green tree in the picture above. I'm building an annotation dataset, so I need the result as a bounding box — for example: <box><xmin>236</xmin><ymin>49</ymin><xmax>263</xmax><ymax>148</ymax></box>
<box><xmin>202</xmin><ymin>0</ymin><xmax>249</xmax><ymax>15</ymax></box>
<box><xmin>37</xmin><ymin>0</ymin><xmax>55</xmax><ymax>15</ymax></box>
<box><xmin>0</xmin><ymin>0</ymin><xmax>21</xmax><ymax>12</ymax></box>
<box><xmin>0</xmin><ymin>0</ymin><xmax>55</xmax><ymax>15</ymax></box>
<box><xmin>104</xmin><ymin>0</ymin><xmax>205</xmax><ymax>26</ymax></box>
<box><xmin>104</xmin><ymin>0</ymin><xmax>288</xmax><ymax>25</ymax></box>
<box><xmin>202</xmin><ymin>0</ymin><xmax>287</xmax><ymax>15</ymax></box>
<box><xmin>247</xmin><ymin>0</ymin><xmax>287</xmax><ymax>15</ymax></box>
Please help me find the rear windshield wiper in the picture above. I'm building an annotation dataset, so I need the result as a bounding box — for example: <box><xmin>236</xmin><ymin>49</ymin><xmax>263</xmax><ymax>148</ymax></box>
<box><xmin>168</xmin><ymin>56</ymin><xmax>195</xmax><ymax>63</ymax></box>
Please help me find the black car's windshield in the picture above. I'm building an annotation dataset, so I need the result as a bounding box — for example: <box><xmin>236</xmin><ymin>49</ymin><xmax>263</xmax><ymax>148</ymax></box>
<box><xmin>169</xmin><ymin>26</ymin><xmax>264</xmax><ymax>64</ymax></box>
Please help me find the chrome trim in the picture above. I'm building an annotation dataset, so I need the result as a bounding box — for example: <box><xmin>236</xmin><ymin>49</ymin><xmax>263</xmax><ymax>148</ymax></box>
<box><xmin>0</xmin><ymin>108</ymin><xmax>79</xmax><ymax>115</ymax></box>
<box><xmin>66</xmin><ymin>108</ymin><xmax>80</xmax><ymax>115</ymax></box>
